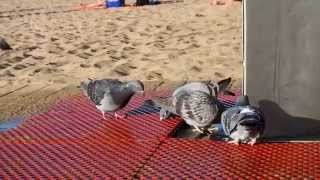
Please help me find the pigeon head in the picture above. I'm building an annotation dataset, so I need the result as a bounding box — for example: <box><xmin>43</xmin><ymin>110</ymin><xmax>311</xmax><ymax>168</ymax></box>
<box><xmin>207</xmin><ymin>77</ymin><xmax>232</xmax><ymax>96</ymax></box>
<box><xmin>80</xmin><ymin>78</ymin><xmax>94</xmax><ymax>97</ymax></box>
<box><xmin>80</xmin><ymin>81</ymin><xmax>89</xmax><ymax>96</ymax></box>
<box><xmin>126</xmin><ymin>80</ymin><xmax>144</xmax><ymax>95</ymax></box>
<box><xmin>233</xmin><ymin>120</ymin><xmax>262</xmax><ymax>143</ymax></box>
<box><xmin>230</xmin><ymin>111</ymin><xmax>264</xmax><ymax>143</ymax></box>
<box><xmin>159</xmin><ymin>108</ymin><xmax>171</xmax><ymax>120</ymax></box>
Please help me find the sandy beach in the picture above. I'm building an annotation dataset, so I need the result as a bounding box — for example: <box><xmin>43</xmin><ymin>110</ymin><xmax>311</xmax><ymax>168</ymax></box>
<box><xmin>0</xmin><ymin>0</ymin><xmax>242</xmax><ymax>121</ymax></box>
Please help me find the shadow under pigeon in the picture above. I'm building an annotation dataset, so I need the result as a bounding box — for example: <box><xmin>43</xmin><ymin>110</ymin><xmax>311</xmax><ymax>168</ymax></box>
<box><xmin>126</xmin><ymin>98</ymin><xmax>236</xmax><ymax>139</ymax></box>
<box><xmin>126</xmin><ymin>100</ymin><xmax>163</xmax><ymax>116</ymax></box>
<box><xmin>170</xmin><ymin>100</ymin><xmax>235</xmax><ymax>140</ymax></box>
<box><xmin>258</xmin><ymin>100</ymin><xmax>320</xmax><ymax>141</ymax></box>
<box><xmin>171</xmin><ymin>122</ymin><xmax>214</xmax><ymax>139</ymax></box>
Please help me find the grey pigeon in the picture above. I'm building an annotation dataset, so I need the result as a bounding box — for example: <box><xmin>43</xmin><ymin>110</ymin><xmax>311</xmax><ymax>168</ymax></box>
<box><xmin>80</xmin><ymin>79</ymin><xmax>144</xmax><ymax>119</ymax></box>
<box><xmin>0</xmin><ymin>38</ymin><xmax>12</xmax><ymax>50</ymax></box>
<box><xmin>156</xmin><ymin>77</ymin><xmax>232</xmax><ymax>121</ymax></box>
<box><xmin>221</xmin><ymin>95</ymin><xmax>265</xmax><ymax>145</ymax></box>
<box><xmin>152</xmin><ymin>90</ymin><xmax>223</xmax><ymax>133</ymax></box>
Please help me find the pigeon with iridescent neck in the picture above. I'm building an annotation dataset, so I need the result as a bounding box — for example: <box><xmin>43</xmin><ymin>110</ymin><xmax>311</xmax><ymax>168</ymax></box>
<box><xmin>221</xmin><ymin>95</ymin><xmax>265</xmax><ymax>145</ymax></box>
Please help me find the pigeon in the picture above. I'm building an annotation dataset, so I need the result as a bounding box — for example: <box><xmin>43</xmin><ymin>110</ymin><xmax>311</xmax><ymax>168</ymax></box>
<box><xmin>80</xmin><ymin>79</ymin><xmax>144</xmax><ymax>119</ymax></box>
<box><xmin>155</xmin><ymin>77</ymin><xmax>232</xmax><ymax>120</ymax></box>
<box><xmin>0</xmin><ymin>38</ymin><xmax>12</xmax><ymax>50</ymax></box>
<box><xmin>221</xmin><ymin>95</ymin><xmax>265</xmax><ymax>145</ymax></box>
<box><xmin>152</xmin><ymin>90</ymin><xmax>223</xmax><ymax>133</ymax></box>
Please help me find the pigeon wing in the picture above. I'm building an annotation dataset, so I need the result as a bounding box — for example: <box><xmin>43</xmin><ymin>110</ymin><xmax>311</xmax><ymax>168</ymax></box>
<box><xmin>109</xmin><ymin>81</ymin><xmax>136</xmax><ymax>109</ymax></box>
<box><xmin>172</xmin><ymin>82</ymin><xmax>212</xmax><ymax>99</ymax></box>
<box><xmin>176</xmin><ymin>91</ymin><xmax>219</xmax><ymax>127</ymax></box>
<box><xmin>221</xmin><ymin>107</ymin><xmax>243</xmax><ymax>136</ymax></box>
<box><xmin>87</xmin><ymin>79</ymin><xmax>122</xmax><ymax>106</ymax></box>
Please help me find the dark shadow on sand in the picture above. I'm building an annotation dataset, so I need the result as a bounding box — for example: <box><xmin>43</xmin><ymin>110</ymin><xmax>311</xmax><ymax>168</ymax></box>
<box><xmin>170</xmin><ymin>100</ymin><xmax>235</xmax><ymax>139</ymax></box>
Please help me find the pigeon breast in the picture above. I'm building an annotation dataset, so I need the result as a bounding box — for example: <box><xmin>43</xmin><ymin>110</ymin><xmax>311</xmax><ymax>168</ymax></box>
<box><xmin>221</xmin><ymin>106</ymin><xmax>264</xmax><ymax>136</ymax></box>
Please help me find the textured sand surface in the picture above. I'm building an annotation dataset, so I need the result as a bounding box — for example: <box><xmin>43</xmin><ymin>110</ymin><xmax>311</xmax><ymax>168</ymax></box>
<box><xmin>0</xmin><ymin>0</ymin><xmax>242</xmax><ymax>120</ymax></box>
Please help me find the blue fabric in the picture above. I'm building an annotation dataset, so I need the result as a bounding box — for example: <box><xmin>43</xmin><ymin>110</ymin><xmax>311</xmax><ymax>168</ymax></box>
<box><xmin>107</xmin><ymin>0</ymin><xmax>125</xmax><ymax>8</ymax></box>
<box><xmin>0</xmin><ymin>117</ymin><xmax>24</xmax><ymax>133</ymax></box>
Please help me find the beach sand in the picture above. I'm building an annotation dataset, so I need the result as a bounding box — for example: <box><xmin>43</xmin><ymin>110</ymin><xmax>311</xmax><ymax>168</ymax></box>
<box><xmin>0</xmin><ymin>0</ymin><xmax>242</xmax><ymax>121</ymax></box>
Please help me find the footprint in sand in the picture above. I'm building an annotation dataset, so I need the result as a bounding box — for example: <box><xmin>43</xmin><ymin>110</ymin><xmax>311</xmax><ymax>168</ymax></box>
<box><xmin>67</xmin><ymin>49</ymin><xmax>78</xmax><ymax>55</ymax></box>
<box><xmin>147</xmin><ymin>71</ymin><xmax>163</xmax><ymax>81</ymax></box>
<box><xmin>119</xmin><ymin>34</ymin><xmax>130</xmax><ymax>44</ymax></box>
<box><xmin>29</xmin><ymin>67</ymin><xmax>60</xmax><ymax>76</ymax></box>
<box><xmin>93</xmin><ymin>61</ymin><xmax>112</xmax><ymax>69</ymax></box>
<box><xmin>80</xmin><ymin>64</ymin><xmax>91</xmax><ymax>68</ymax></box>
<box><xmin>111</xmin><ymin>63</ymin><xmax>137</xmax><ymax>77</ymax></box>
<box><xmin>90</xmin><ymin>49</ymin><xmax>98</xmax><ymax>53</ymax></box>
<box><xmin>128</xmin><ymin>27</ymin><xmax>135</xmax><ymax>32</ymax></box>
<box><xmin>32</xmin><ymin>55</ymin><xmax>45</xmax><ymax>60</ymax></box>
<box><xmin>25</xmin><ymin>46</ymin><xmax>39</xmax><ymax>51</ymax></box>
<box><xmin>46</xmin><ymin>62</ymin><xmax>65</xmax><ymax>67</ymax></box>
<box><xmin>110</xmin><ymin>55</ymin><xmax>121</xmax><ymax>62</ymax></box>
<box><xmin>23</xmin><ymin>52</ymin><xmax>32</xmax><ymax>58</ymax></box>
<box><xmin>78</xmin><ymin>44</ymin><xmax>90</xmax><ymax>50</ymax></box>
<box><xmin>214</xmin><ymin>72</ymin><xmax>224</xmax><ymax>78</ymax></box>
<box><xmin>166</xmin><ymin>25</ymin><xmax>173</xmax><ymax>31</ymax></box>
<box><xmin>145</xmin><ymin>42</ymin><xmax>152</xmax><ymax>46</ymax></box>
<box><xmin>6</xmin><ymin>56</ymin><xmax>24</xmax><ymax>63</ymax></box>
<box><xmin>178</xmin><ymin>49</ymin><xmax>187</xmax><ymax>55</ymax></box>
<box><xmin>50</xmin><ymin>37</ymin><xmax>59</xmax><ymax>42</ymax></box>
<box><xmin>168</xmin><ymin>53</ymin><xmax>178</xmax><ymax>60</ymax></box>
<box><xmin>120</xmin><ymin>39</ymin><xmax>130</xmax><ymax>44</ymax></box>
<box><xmin>26</xmin><ymin>62</ymin><xmax>36</xmax><ymax>67</ymax></box>
<box><xmin>195</xmin><ymin>13</ymin><xmax>205</xmax><ymax>17</ymax></box>
<box><xmin>48</xmin><ymin>45</ymin><xmax>64</xmax><ymax>54</ymax></box>
<box><xmin>13</xmin><ymin>64</ymin><xmax>28</xmax><ymax>70</ymax></box>
<box><xmin>153</xmin><ymin>41</ymin><xmax>166</xmax><ymax>48</ymax></box>
<box><xmin>141</xmin><ymin>57</ymin><xmax>151</xmax><ymax>62</ymax></box>
<box><xmin>0</xmin><ymin>63</ymin><xmax>11</xmax><ymax>69</ymax></box>
<box><xmin>106</xmin><ymin>50</ymin><xmax>117</xmax><ymax>55</ymax></box>
<box><xmin>122</xmin><ymin>46</ymin><xmax>135</xmax><ymax>51</ymax></box>
<box><xmin>0</xmin><ymin>70</ymin><xmax>15</xmax><ymax>78</ymax></box>
<box><xmin>139</xmin><ymin>32</ymin><xmax>151</xmax><ymax>37</ymax></box>
<box><xmin>190</xmin><ymin>66</ymin><xmax>202</xmax><ymax>73</ymax></box>
<box><xmin>131</xmin><ymin>42</ymin><xmax>142</xmax><ymax>47</ymax></box>
<box><xmin>77</xmin><ymin>52</ymin><xmax>93</xmax><ymax>59</ymax></box>
<box><xmin>233</xmin><ymin>46</ymin><xmax>240</xmax><ymax>52</ymax></box>
<box><xmin>34</xmin><ymin>33</ymin><xmax>45</xmax><ymax>38</ymax></box>
<box><xmin>120</xmin><ymin>52</ymin><xmax>129</xmax><ymax>59</ymax></box>
<box><xmin>187</xmin><ymin>43</ymin><xmax>201</xmax><ymax>49</ymax></box>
